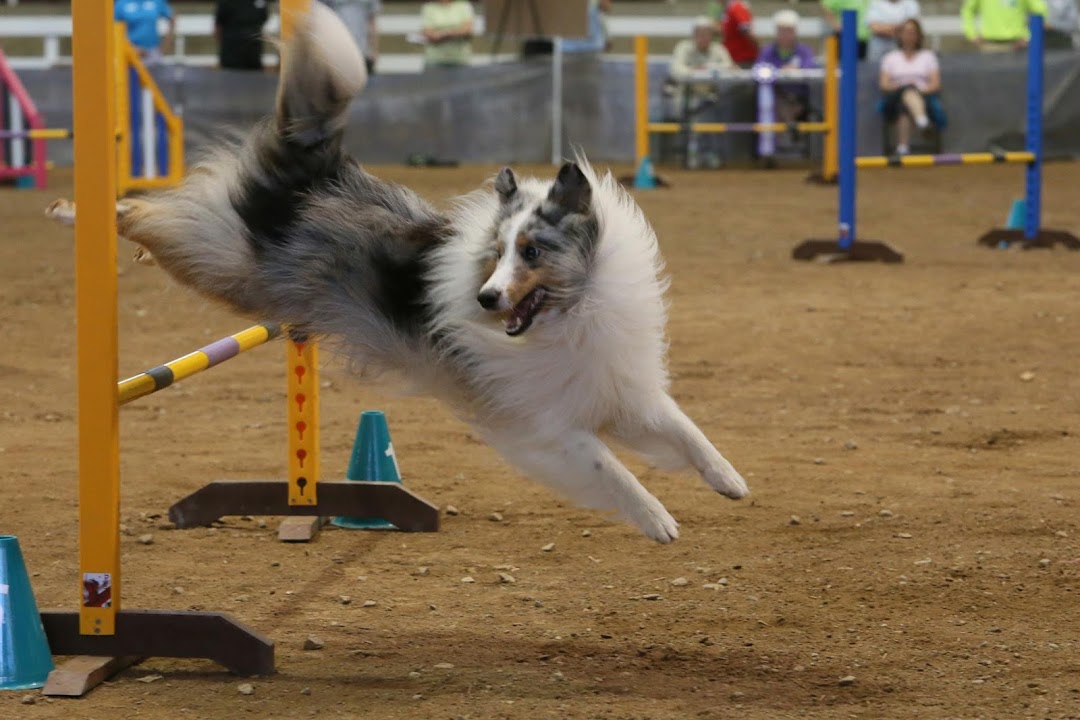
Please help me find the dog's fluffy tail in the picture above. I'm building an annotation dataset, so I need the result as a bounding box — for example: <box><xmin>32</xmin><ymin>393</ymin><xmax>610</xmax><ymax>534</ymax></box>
<box><xmin>98</xmin><ymin>5</ymin><xmax>368</xmax><ymax>317</ymax></box>
<box><xmin>275</xmin><ymin>3</ymin><xmax>367</xmax><ymax>149</ymax></box>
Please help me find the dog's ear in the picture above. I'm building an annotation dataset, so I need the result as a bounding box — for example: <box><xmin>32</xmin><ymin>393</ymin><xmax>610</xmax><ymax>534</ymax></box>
<box><xmin>547</xmin><ymin>162</ymin><xmax>591</xmax><ymax>216</ymax></box>
<box><xmin>494</xmin><ymin>167</ymin><xmax>517</xmax><ymax>203</ymax></box>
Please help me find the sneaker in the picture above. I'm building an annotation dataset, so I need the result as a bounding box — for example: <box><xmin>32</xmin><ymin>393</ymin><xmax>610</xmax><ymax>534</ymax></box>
<box><xmin>704</xmin><ymin>153</ymin><xmax>722</xmax><ymax>170</ymax></box>
<box><xmin>895</xmin><ymin>144</ymin><xmax>910</xmax><ymax>156</ymax></box>
<box><xmin>686</xmin><ymin>150</ymin><xmax>701</xmax><ymax>170</ymax></box>
<box><xmin>914</xmin><ymin>115</ymin><xmax>930</xmax><ymax>129</ymax></box>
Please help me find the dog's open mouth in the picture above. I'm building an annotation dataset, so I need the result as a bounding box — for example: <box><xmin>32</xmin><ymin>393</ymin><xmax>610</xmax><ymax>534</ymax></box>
<box><xmin>505</xmin><ymin>288</ymin><xmax>547</xmax><ymax>336</ymax></box>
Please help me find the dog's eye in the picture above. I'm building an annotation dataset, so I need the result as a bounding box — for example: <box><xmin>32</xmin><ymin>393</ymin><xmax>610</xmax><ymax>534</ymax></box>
<box><xmin>522</xmin><ymin>245</ymin><xmax>540</xmax><ymax>262</ymax></box>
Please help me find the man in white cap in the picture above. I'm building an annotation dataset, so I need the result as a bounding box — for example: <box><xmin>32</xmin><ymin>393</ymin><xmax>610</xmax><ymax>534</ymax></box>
<box><xmin>757</xmin><ymin>9</ymin><xmax>819</xmax><ymax>157</ymax></box>
<box><xmin>669</xmin><ymin>16</ymin><xmax>735</xmax><ymax>169</ymax></box>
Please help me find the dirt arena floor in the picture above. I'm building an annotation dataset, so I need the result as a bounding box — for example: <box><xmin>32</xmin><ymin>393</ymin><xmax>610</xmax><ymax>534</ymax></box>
<box><xmin>2</xmin><ymin>163</ymin><xmax>1079</xmax><ymax>720</ymax></box>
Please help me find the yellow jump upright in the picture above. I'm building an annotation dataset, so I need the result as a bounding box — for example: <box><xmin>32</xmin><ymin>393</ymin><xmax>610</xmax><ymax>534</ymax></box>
<box><xmin>72</xmin><ymin>0</ymin><xmax>121</xmax><ymax>640</ymax></box>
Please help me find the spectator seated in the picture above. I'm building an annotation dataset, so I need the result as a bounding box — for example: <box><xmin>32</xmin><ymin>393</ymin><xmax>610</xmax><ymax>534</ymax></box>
<box><xmin>877</xmin><ymin>18</ymin><xmax>947</xmax><ymax>156</ymax></box>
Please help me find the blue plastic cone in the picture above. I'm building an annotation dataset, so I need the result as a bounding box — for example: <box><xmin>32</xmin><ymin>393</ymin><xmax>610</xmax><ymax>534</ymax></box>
<box><xmin>331</xmin><ymin>411</ymin><xmax>400</xmax><ymax>530</ymax></box>
<box><xmin>633</xmin><ymin>156</ymin><xmax>657</xmax><ymax>190</ymax></box>
<box><xmin>0</xmin><ymin>535</ymin><xmax>54</xmax><ymax>690</ymax></box>
<box><xmin>1006</xmin><ymin>198</ymin><xmax>1026</xmax><ymax>230</ymax></box>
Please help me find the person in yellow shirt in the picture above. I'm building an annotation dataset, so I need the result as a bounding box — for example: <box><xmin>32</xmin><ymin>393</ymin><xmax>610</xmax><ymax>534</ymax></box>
<box><xmin>961</xmin><ymin>0</ymin><xmax>1047</xmax><ymax>52</ymax></box>
<box><xmin>421</xmin><ymin>0</ymin><xmax>475</xmax><ymax>69</ymax></box>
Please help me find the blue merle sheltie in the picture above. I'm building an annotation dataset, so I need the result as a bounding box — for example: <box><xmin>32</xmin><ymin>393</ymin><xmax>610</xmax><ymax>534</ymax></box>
<box><xmin>48</xmin><ymin>4</ymin><xmax>748</xmax><ymax>542</ymax></box>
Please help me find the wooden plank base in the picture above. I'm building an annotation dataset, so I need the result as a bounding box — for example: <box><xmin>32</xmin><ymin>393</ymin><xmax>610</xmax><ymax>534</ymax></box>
<box><xmin>169</xmin><ymin>481</ymin><xmax>440</xmax><ymax>533</ymax></box>
<box><xmin>42</xmin><ymin>655</ymin><xmax>142</xmax><ymax>697</ymax></box>
<box><xmin>277</xmin><ymin>515</ymin><xmax>329</xmax><ymax>542</ymax></box>
<box><xmin>792</xmin><ymin>239</ymin><xmax>905</xmax><ymax>263</ymax></box>
<box><xmin>976</xmin><ymin>228</ymin><xmax>1080</xmax><ymax>250</ymax></box>
<box><xmin>41</xmin><ymin>609</ymin><xmax>275</xmax><ymax>681</ymax></box>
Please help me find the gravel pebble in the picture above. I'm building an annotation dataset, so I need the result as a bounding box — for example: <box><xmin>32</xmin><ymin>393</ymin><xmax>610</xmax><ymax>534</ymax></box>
<box><xmin>840</xmin><ymin>511</ymin><xmax>855</xmax><ymax>517</ymax></box>
<box><xmin>897</xmin><ymin>533</ymin><xmax>913</xmax><ymax>539</ymax></box>
<box><xmin>137</xmin><ymin>534</ymin><xmax>154</xmax><ymax>545</ymax></box>
<box><xmin>1038</xmin><ymin>558</ymin><xmax>1051</xmax><ymax>568</ymax></box>
<box><xmin>843</xmin><ymin>440</ymin><xmax>859</xmax><ymax>450</ymax></box>
<box><xmin>878</xmin><ymin>509</ymin><xmax>894</xmax><ymax>518</ymax></box>
<box><xmin>338</xmin><ymin>595</ymin><xmax>352</xmax><ymax>605</ymax></box>
<box><xmin>408</xmin><ymin>671</ymin><xmax>422</xmax><ymax>679</ymax></box>
<box><xmin>444</xmin><ymin>505</ymin><xmax>460</xmax><ymax>516</ymax></box>
<box><xmin>237</xmin><ymin>683</ymin><xmax>255</xmax><ymax>695</ymax></box>
<box><xmin>813</xmin><ymin>458</ymin><xmax>826</xmax><ymax>465</ymax></box>
<box><xmin>433</xmin><ymin>662</ymin><xmax>455</xmax><ymax>670</ymax></box>
<box><xmin>489</xmin><ymin>512</ymin><xmax>504</xmax><ymax>522</ymax></box>
<box><xmin>581</xmin><ymin>529</ymin><xmax>592</xmax><ymax>537</ymax></box>
<box><xmin>362</xmin><ymin>600</ymin><xmax>377</xmax><ymax>607</ymax></box>
<box><xmin>300</xmin><ymin>687</ymin><xmax>311</xmax><ymax>696</ymax></box>
<box><xmin>670</xmin><ymin>577</ymin><xmax>689</xmax><ymax>587</ymax></box>
<box><xmin>642</xmin><ymin>593</ymin><xmax>661</xmax><ymax>601</ymax></box>
<box><xmin>838</xmin><ymin>675</ymin><xmax>857</xmax><ymax>687</ymax></box>
<box><xmin>303</xmin><ymin>636</ymin><xmax>324</xmax><ymax>650</ymax></box>
<box><xmin>789</xmin><ymin>515</ymin><xmax>801</xmax><ymax>526</ymax></box>
<box><xmin>498</xmin><ymin>573</ymin><xmax>516</xmax><ymax>584</ymax></box>
<box><xmin>20</xmin><ymin>695</ymin><xmax>36</xmax><ymax>705</ymax></box>
<box><xmin>542</xmin><ymin>543</ymin><xmax>555</xmax><ymax>552</ymax></box>
<box><xmin>461</xmin><ymin>576</ymin><xmax>475</xmax><ymax>584</ymax></box>
<box><xmin>1020</xmin><ymin>371</ymin><xmax>1036</xmax><ymax>382</ymax></box>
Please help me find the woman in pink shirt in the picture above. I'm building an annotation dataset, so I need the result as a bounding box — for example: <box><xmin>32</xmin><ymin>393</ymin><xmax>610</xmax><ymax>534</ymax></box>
<box><xmin>878</xmin><ymin>19</ymin><xmax>947</xmax><ymax>155</ymax></box>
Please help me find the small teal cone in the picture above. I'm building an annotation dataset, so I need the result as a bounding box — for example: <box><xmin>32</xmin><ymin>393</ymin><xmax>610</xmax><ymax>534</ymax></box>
<box><xmin>1006</xmin><ymin>198</ymin><xmax>1026</xmax><ymax>230</ymax></box>
<box><xmin>633</xmin><ymin>156</ymin><xmax>657</xmax><ymax>190</ymax></box>
<box><xmin>331</xmin><ymin>411</ymin><xmax>400</xmax><ymax>530</ymax></box>
<box><xmin>0</xmin><ymin>535</ymin><xmax>54</xmax><ymax>691</ymax></box>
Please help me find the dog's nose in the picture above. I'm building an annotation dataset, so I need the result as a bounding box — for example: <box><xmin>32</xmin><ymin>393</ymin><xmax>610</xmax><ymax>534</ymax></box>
<box><xmin>477</xmin><ymin>289</ymin><xmax>501</xmax><ymax>310</ymax></box>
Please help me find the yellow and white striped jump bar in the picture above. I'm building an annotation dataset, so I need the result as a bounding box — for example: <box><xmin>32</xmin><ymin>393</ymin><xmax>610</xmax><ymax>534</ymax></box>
<box><xmin>0</xmin><ymin>128</ymin><xmax>73</xmax><ymax>140</ymax></box>
<box><xmin>647</xmin><ymin>121</ymin><xmax>832</xmax><ymax>135</ymax></box>
<box><xmin>856</xmin><ymin>151</ymin><xmax>1035</xmax><ymax>169</ymax></box>
<box><xmin>117</xmin><ymin>323</ymin><xmax>282</xmax><ymax>406</ymax></box>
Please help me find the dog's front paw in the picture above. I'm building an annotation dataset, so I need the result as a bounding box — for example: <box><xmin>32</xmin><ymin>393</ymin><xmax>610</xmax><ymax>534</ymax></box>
<box><xmin>629</xmin><ymin>495</ymin><xmax>680</xmax><ymax>544</ymax></box>
<box><xmin>705</xmin><ymin>462</ymin><xmax>750</xmax><ymax>500</ymax></box>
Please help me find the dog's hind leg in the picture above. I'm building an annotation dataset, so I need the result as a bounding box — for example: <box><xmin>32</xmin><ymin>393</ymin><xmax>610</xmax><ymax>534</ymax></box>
<box><xmin>45</xmin><ymin>198</ymin><xmax>157</xmax><ymax>265</ymax></box>
<box><xmin>487</xmin><ymin>430</ymin><xmax>679</xmax><ymax>544</ymax></box>
<box><xmin>619</xmin><ymin>394</ymin><xmax>749</xmax><ymax>500</ymax></box>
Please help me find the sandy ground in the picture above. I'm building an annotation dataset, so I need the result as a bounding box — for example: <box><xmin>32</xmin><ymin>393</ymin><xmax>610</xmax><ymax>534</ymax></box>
<box><xmin>1</xmin><ymin>163</ymin><xmax>1079</xmax><ymax>719</ymax></box>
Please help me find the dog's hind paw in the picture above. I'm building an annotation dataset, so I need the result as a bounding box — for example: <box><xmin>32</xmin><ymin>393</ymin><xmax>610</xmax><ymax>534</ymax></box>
<box><xmin>630</xmin><ymin>495</ymin><xmax>680</xmax><ymax>544</ymax></box>
<box><xmin>705</xmin><ymin>463</ymin><xmax>750</xmax><ymax>500</ymax></box>
<box><xmin>45</xmin><ymin>199</ymin><xmax>76</xmax><ymax>225</ymax></box>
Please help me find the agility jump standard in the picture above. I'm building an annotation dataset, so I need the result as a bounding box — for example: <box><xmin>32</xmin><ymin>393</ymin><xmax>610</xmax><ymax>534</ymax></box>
<box><xmin>0</xmin><ymin>31</ymin><xmax>181</xmax><ymax>193</ymax></box>
<box><xmin>39</xmin><ymin>0</ymin><xmax>436</xmax><ymax>697</ymax></box>
<box><xmin>794</xmin><ymin>11</ymin><xmax>1080</xmax><ymax>263</ymax></box>
<box><xmin>634</xmin><ymin>34</ymin><xmax>840</xmax><ymax>181</ymax></box>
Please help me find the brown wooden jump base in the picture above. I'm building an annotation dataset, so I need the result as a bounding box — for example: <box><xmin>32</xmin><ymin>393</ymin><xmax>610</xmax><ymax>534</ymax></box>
<box><xmin>169</xmin><ymin>481</ymin><xmax>441</xmax><ymax>533</ymax></box>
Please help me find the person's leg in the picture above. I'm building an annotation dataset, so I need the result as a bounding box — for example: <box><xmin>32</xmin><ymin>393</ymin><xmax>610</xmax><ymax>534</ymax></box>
<box><xmin>900</xmin><ymin>87</ymin><xmax>929</xmax><ymax>129</ymax></box>
<box><xmin>895</xmin><ymin>114</ymin><xmax>912</xmax><ymax>154</ymax></box>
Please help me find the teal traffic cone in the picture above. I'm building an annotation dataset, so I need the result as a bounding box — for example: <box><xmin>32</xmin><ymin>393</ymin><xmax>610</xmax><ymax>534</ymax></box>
<box><xmin>331</xmin><ymin>411</ymin><xmax>400</xmax><ymax>530</ymax></box>
<box><xmin>633</xmin><ymin>156</ymin><xmax>657</xmax><ymax>190</ymax></box>
<box><xmin>0</xmin><ymin>535</ymin><xmax>54</xmax><ymax>690</ymax></box>
<box><xmin>1006</xmin><ymin>198</ymin><xmax>1026</xmax><ymax>230</ymax></box>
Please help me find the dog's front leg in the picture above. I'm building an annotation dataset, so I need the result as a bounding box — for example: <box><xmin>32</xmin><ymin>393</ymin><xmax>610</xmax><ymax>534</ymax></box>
<box><xmin>488</xmin><ymin>430</ymin><xmax>680</xmax><ymax>544</ymax></box>
<box><xmin>630</xmin><ymin>394</ymin><xmax>750</xmax><ymax>500</ymax></box>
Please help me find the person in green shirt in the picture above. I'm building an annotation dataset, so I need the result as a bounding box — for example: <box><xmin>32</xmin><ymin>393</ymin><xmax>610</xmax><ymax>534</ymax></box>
<box><xmin>420</xmin><ymin>0</ymin><xmax>475</xmax><ymax>69</ymax></box>
<box><xmin>820</xmin><ymin>0</ymin><xmax>870</xmax><ymax>59</ymax></box>
<box><xmin>961</xmin><ymin>0</ymin><xmax>1048</xmax><ymax>52</ymax></box>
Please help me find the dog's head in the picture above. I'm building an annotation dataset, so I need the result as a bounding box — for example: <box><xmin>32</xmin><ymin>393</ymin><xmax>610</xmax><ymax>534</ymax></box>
<box><xmin>477</xmin><ymin>162</ymin><xmax>598</xmax><ymax>336</ymax></box>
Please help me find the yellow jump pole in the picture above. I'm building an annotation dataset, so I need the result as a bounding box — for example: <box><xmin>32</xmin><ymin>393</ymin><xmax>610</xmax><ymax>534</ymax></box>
<box><xmin>114</xmin><ymin>22</ymin><xmax>132</xmax><ymax>197</ymax></box>
<box><xmin>634</xmin><ymin>35</ymin><xmax>649</xmax><ymax>168</ymax></box>
<box><xmin>73</xmin><ymin>0</ymin><xmax>121</xmax><ymax>637</ymax></box>
<box><xmin>279</xmin><ymin>0</ymin><xmax>320</xmax><ymax>508</ymax></box>
<box><xmin>821</xmin><ymin>35</ymin><xmax>839</xmax><ymax>183</ymax></box>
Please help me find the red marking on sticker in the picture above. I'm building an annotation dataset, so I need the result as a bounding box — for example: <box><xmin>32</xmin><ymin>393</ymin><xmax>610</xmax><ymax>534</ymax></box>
<box><xmin>297</xmin><ymin>448</ymin><xmax>307</xmax><ymax>468</ymax></box>
<box><xmin>296</xmin><ymin>420</ymin><xmax>306</xmax><ymax>441</ymax></box>
<box><xmin>295</xmin><ymin>393</ymin><xmax>306</xmax><ymax>412</ymax></box>
<box><xmin>294</xmin><ymin>342</ymin><xmax>305</xmax><ymax>355</ymax></box>
<box><xmin>295</xmin><ymin>366</ymin><xmax>306</xmax><ymax>383</ymax></box>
